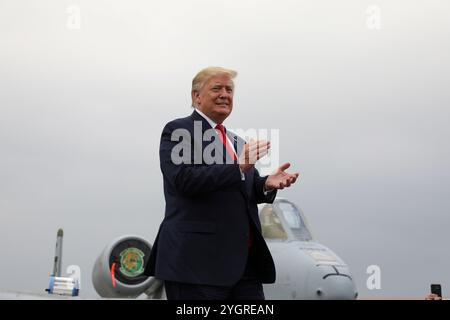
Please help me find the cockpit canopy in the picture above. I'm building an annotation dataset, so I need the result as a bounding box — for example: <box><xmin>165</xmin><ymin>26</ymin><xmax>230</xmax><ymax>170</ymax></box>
<box><xmin>259</xmin><ymin>199</ymin><xmax>313</xmax><ymax>242</ymax></box>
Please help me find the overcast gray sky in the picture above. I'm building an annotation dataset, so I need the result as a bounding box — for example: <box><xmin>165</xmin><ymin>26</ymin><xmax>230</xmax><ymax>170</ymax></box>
<box><xmin>1</xmin><ymin>0</ymin><xmax>449</xmax><ymax>299</ymax></box>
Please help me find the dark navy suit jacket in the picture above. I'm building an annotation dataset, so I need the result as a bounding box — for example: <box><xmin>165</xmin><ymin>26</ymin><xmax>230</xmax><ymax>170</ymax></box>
<box><xmin>144</xmin><ymin>110</ymin><xmax>276</xmax><ymax>286</ymax></box>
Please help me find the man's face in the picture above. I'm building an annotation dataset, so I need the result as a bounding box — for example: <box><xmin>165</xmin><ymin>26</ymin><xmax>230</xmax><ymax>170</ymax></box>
<box><xmin>193</xmin><ymin>75</ymin><xmax>234</xmax><ymax>124</ymax></box>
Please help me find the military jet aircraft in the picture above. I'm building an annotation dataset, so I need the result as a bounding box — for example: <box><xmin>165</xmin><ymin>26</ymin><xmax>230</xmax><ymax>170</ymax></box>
<box><xmin>91</xmin><ymin>198</ymin><xmax>358</xmax><ymax>300</ymax></box>
<box><xmin>0</xmin><ymin>198</ymin><xmax>357</xmax><ymax>299</ymax></box>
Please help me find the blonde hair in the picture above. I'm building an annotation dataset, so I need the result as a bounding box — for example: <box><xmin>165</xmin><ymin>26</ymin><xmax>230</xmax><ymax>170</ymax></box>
<box><xmin>191</xmin><ymin>67</ymin><xmax>237</xmax><ymax>107</ymax></box>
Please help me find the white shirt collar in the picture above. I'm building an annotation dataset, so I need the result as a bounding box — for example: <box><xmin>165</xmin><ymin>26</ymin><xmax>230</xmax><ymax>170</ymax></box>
<box><xmin>194</xmin><ymin>108</ymin><xmax>219</xmax><ymax>129</ymax></box>
<box><xmin>194</xmin><ymin>108</ymin><xmax>239</xmax><ymax>156</ymax></box>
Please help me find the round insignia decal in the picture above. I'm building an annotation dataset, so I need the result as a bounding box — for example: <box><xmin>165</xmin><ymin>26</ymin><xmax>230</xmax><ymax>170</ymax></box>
<box><xmin>119</xmin><ymin>248</ymin><xmax>145</xmax><ymax>278</ymax></box>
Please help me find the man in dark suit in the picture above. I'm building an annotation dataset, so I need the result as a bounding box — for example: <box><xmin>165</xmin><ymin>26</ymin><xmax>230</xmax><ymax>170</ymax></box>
<box><xmin>144</xmin><ymin>67</ymin><xmax>299</xmax><ymax>299</ymax></box>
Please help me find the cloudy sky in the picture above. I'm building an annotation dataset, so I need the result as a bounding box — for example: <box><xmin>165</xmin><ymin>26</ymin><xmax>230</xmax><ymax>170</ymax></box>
<box><xmin>1</xmin><ymin>0</ymin><xmax>449</xmax><ymax>298</ymax></box>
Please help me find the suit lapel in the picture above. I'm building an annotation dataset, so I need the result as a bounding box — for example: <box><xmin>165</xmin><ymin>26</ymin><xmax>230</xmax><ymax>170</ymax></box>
<box><xmin>190</xmin><ymin>111</ymin><xmax>225</xmax><ymax>164</ymax></box>
<box><xmin>190</xmin><ymin>112</ymin><xmax>252</xmax><ymax>200</ymax></box>
<box><xmin>227</xmin><ymin>130</ymin><xmax>254</xmax><ymax>198</ymax></box>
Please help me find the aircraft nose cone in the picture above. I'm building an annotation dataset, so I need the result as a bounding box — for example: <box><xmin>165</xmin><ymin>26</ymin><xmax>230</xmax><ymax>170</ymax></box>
<box><xmin>310</xmin><ymin>265</ymin><xmax>358</xmax><ymax>300</ymax></box>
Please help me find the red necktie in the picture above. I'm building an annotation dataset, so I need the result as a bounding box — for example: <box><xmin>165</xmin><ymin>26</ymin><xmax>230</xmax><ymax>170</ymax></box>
<box><xmin>215</xmin><ymin>124</ymin><xmax>237</xmax><ymax>161</ymax></box>
<box><xmin>215</xmin><ymin>124</ymin><xmax>254</xmax><ymax>248</ymax></box>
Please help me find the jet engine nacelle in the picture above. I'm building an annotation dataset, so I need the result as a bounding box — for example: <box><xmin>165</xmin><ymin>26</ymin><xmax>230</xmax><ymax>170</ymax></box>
<box><xmin>92</xmin><ymin>235</ymin><xmax>162</xmax><ymax>298</ymax></box>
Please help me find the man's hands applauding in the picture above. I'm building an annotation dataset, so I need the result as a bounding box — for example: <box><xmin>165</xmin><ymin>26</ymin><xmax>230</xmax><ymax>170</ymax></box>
<box><xmin>265</xmin><ymin>163</ymin><xmax>299</xmax><ymax>190</ymax></box>
<box><xmin>238</xmin><ymin>140</ymin><xmax>270</xmax><ymax>173</ymax></box>
<box><xmin>238</xmin><ymin>139</ymin><xmax>299</xmax><ymax>190</ymax></box>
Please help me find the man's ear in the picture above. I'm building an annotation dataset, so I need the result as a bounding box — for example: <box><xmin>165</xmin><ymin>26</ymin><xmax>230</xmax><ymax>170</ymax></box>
<box><xmin>192</xmin><ymin>90</ymin><xmax>202</xmax><ymax>107</ymax></box>
<box><xmin>191</xmin><ymin>90</ymin><xmax>199</xmax><ymax>105</ymax></box>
